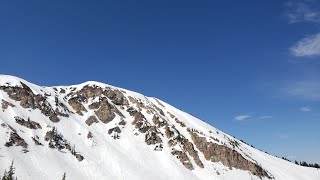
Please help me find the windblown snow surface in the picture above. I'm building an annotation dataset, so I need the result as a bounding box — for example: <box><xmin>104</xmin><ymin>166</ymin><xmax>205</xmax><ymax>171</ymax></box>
<box><xmin>0</xmin><ymin>75</ymin><xmax>319</xmax><ymax>180</ymax></box>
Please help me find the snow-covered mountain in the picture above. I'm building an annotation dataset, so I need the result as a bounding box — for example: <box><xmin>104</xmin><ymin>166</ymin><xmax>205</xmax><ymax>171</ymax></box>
<box><xmin>0</xmin><ymin>75</ymin><xmax>319</xmax><ymax>180</ymax></box>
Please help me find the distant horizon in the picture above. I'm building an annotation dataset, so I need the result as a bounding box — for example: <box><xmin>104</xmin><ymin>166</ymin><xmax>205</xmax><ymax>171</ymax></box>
<box><xmin>1</xmin><ymin>0</ymin><xmax>320</xmax><ymax>163</ymax></box>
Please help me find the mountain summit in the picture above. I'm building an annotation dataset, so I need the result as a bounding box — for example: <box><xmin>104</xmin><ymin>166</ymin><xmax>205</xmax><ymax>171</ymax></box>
<box><xmin>0</xmin><ymin>75</ymin><xmax>319</xmax><ymax>180</ymax></box>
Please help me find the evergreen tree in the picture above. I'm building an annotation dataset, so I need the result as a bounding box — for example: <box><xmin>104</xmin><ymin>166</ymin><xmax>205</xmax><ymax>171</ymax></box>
<box><xmin>2</xmin><ymin>161</ymin><xmax>16</xmax><ymax>180</ymax></box>
<box><xmin>300</xmin><ymin>161</ymin><xmax>308</xmax><ymax>167</ymax></box>
<box><xmin>2</xmin><ymin>170</ymin><xmax>7</xmax><ymax>180</ymax></box>
<box><xmin>61</xmin><ymin>172</ymin><xmax>66</xmax><ymax>180</ymax></box>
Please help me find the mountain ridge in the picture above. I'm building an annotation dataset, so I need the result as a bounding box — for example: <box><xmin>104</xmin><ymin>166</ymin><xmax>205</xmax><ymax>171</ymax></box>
<box><xmin>0</xmin><ymin>75</ymin><xmax>319</xmax><ymax>180</ymax></box>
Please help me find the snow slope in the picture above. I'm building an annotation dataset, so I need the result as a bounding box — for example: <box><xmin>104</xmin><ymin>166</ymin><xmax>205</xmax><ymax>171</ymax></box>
<box><xmin>0</xmin><ymin>75</ymin><xmax>319</xmax><ymax>180</ymax></box>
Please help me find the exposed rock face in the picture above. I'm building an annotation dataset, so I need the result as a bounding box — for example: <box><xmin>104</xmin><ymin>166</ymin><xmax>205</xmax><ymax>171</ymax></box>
<box><xmin>174</xmin><ymin>118</ymin><xmax>186</xmax><ymax>127</ymax></box>
<box><xmin>166</xmin><ymin>126</ymin><xmax>204</xmax><ymax>169</ymax></box>
<box><xmin>103</xmin><ymin>88</ymin><xmax>128</xmax><ymax>106</ymax></box>
<box><xmin>68</xmin><ymin>97</ymin><xmax>87</xmax><ymax>115</ymax></box>
<box><xmin>183</xmin><ymin>140</ymin><xmax>204</xmax><ymax>168</ymax></box>
<box><xmin>167</xmin><ymin>111</ymin><xmax>175</xmax><ymax>119</ymax></box>
<box><xmin>108</xmin><ymin>126</ymin><xmax>122</xmax><ymax>139</ymax></box>
<box><xmin>165</xmin><ymin>126</ymin><xmax>174</xmax><ymax>139</ymax></box>
<box><xmin>153</xmin><ymin>104</ymin><xmax>165</xmax><ymax>116</ymax></box>
<box><xmin>172</xmin><ymin>150</ymin><xmax>194</xmax><ymax>170</ymax></box>
<box><xmin>0</xmin><ymin>82</ymin><xmax>68</xmax><ymax>122</ymax></box>
<box><xmin>145</xmin><ymin>126</ymin><xmax>162</xmax><ymax>145</ymax></box>
<box><xmin>81</xmin><ymin>85</ymin><xmax>103</xmax><ymax>98</ymax></box>
<box><xmin>108</xmin><ymin>126</ymin><xmax>121</xmax><ymax>135</ymax></box>
<box><xmin>15</xmin><ymin>116</ymin><xmax>42</xmax><ymax>129</ymax></box>
<box><xmin>5</xmin><ymin>132</ymin><xmax>28</xmax><ymax>149</ymax></box>
<box><xmin>127</xmin><ymin>107</ymin><xmax>163</xmax><ymax>148</ymax></box>
<box><xmin>119</xmin><ymin>119</ymin><xmax>126</xmax><ymax>126</ymax></box>
<box><xmin>94</xmin><ymin>99</ymin><xmax>116</xmax><ymax>123</ymax></box>
<box><xmin>88</xmin><ymin>101</ymin><xmax>100</xmax><ymax>109</ymax></box>
<box><xmin>152</xmin><ymin>115</ymin><xmax>166</xmax><ymax>128</ymax></box>
<box><xmin>1</xmin><ymin>99</ymin><xmax>15</xmax><ymax>111</ymax></box>
<box><xmin>190</xmin><ymin>132</ymin><xmax>270</xmax><ymax>178</ymax></box>
<box><xmin>59</xmin><ymin>89</ymin><xmax>66</xmax><ymax>94</ymax></box>
<box><xmin>128</xmin><ymin>108</ymin><xmax>150</xmax><ymax>133</ymax></box>
<box><xmin>85</xmin><ymin>116</ymin><xmax>99</xmax><ymax>126</ymax></box>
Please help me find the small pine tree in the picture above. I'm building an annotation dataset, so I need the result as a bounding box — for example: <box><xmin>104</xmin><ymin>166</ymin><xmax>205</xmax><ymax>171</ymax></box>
<box><xmin>300</xmin><ymin>161</ymin><xmax>308</xmax><ymax>167</ymax></box>
<box><xmin>2</xmin><ymin>170</ymin><xmax>7</xmax><ymax>180</ymax></box>
<box><xmin>295</xmin><ymin>160</ymin><xmax>299</xmax><ymax>165</ymax></box>
<box><xmin>2</xmin><ymin>161</ymin><xmax>16</xmax><ymax>180</ymax></box>
<box><xmin>61</xmin><ymin>172</ymin><xmax>66</xmax><ymax>180</ymax></box>
<box><xmin>314</xmin><ymin>163</ymin><xmax>320</xmax><ymax>169</ymax></box>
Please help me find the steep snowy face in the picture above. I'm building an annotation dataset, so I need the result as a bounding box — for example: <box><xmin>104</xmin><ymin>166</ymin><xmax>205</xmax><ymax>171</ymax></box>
<box><xmin>0</xmin><ymin>75</ymin><xmax>319</xmax><ymax>180</ymax></box>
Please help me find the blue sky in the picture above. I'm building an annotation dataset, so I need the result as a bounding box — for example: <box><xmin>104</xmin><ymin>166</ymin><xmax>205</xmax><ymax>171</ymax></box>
<box><xmin>1</xmin><ymin>0</ymin><xmax>320</xmax><ymax>163</ymax></box>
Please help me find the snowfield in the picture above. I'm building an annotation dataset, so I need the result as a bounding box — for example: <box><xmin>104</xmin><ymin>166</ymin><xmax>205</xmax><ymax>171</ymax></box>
<box><xmin>0</xmin><ymin>75</ymin><xmax>319</xmax><ymax>180</ymax></box>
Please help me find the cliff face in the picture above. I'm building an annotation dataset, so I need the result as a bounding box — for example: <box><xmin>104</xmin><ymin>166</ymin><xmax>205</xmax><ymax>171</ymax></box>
<box><xmin>0</xmin><ymin>75</ymin><xmax>319</xmax><ymax>180</ymax></box>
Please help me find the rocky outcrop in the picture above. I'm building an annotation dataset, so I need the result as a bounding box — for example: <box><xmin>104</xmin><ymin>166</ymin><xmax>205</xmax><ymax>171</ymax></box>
<box><xmin>85</xmin><ymin>116</ymin><xmax>99</xmax><ymax>126</ymax></box>
<box><xmin>59</xmin><ymin>88</ymin><xmax>66</xmax><ymax>94</ymax></box>
<box><xmin>45</xmin><ymin>127</ymin><xmax>84</xmax><ymax>161</ymax></box>
<box><xmin>174</xmin><ymin>118</ymin><xmax>186</xmax><ymax>127</ymax></box>
<box><xmin>152</xmin><ymin>115</ymin><xmax>167</xmax><ymax>128</ymax></box>
<box><xmin>72</xmin><ymin>85</ymin><xmax>103</xmax><ymax>99</ymax></box>
<box><xmin>108</xmin><ymin>126</ymin><xmax>121</xmax><ymax>135</ymax></box>
<box><xmin>119</xmin><ymin>119</ymin><xmax>126</xmax><ymax>126</ymax></box>
<box><xmin>127</xmin><ymin>107</ymin><xmax>163</xmax><ymax>148</ymax></box>
<box><xmin>153</xmin><ymin>104</ymin><xmax>165</xmax><ymax>116</ymax></box>
<box><xmin>88</xmin><ymin>101</ymin><xmax>100</xmax><ymax>109</ymax></box>
<box><xmin>94</xmin><ymin>99</ymin><xmax>117</xmax><ymax>123</ymax></box>
<box><xmin>68</xmin><ymin>97</ymin><xmax>87</xmax><ymax>115</ymax></box>
<box><xmin>0</xmin><ymin>82</ymin><xmax>68</xmax><ymax>122</ymax></box>
<box><xmin>128</xmin><ymin>108</ymin><xmax>150</xmax><ymax>133</ymax></box>
<box><xmin>5</xmin><ymin>132</ymin><xmax>28</xmax><ymax>149</ymax></box>
<box><xmin>108</xmin><ymin>126</ymin><xmax>121</xmax><ymax>139</ymax></box>
<box><xmin>189</xmin><ymin>132</ymin><xmax>270</xmax><ymax>178</ymax></box>
<box><xmin>1</xmin><ymin>99</ymin><xmax>15</xmax><ymax>111</ymax></box>
<box><xmin>172</xmin><ymin>150</ymin><xmax>194</xmax><ymax>170</ymax></box>
<box><xmin>15</xmin><ymin>116</ymin><xmax>42</xmax><ymax>129</ymax></box>
<box><xmin>145</xmin><ymin>126</ymin><xmax>162</xmax><ymax>145</ymax></box>
<box><xmin>103</xmin><ymin>88</ymin><xmax>128</xmax><ymax>106</ymax></box>
<box><xmin>166</xmin><ymin>125</ymin><xmax>204</xmax><ymax>169</ymax></box>
<box><xmin>183</xmin><ymin>140</ymin><xmax>204</xmax><ymax>168</ymax></box>
<box><xmin>167</xmin><ymin>111</ymin><xmax>175</xmax><ymax>119</ymax></box>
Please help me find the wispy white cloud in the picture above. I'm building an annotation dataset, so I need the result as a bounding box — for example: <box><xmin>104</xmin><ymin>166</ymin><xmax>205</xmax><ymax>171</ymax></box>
<box><xmin>285</xmin><ymin>1</ymin><xmax>320</xmax><ymax>24</ymax></box>
<box><xmin>234</xmin><ymin>115</ymin><xmax>251</xmax><ymax>121</ymax></box>
<box><xmin>290</xmin><ymin>32</ymin><xmax>320</xmax><ymax>57</ymax></box>
<box><xmin>300</xmin><ymin>106</ymin><xmax>312</xmax><ymax>111</ymax></box>
<box><xmin>283</xmin><ymin>80</ymin><xmax>320</xmax><ymax>101</ymax></box>
<box><xmin>259</xmin><ymin>116</ymin><xmax>273</xmax><ymax>119</ymax></box>
<box><xmin>286</xmin><ymin>1</ymin><xmax>320</xmax><ymax>57</ymax></box>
